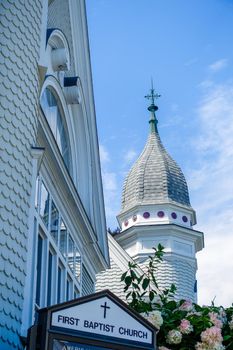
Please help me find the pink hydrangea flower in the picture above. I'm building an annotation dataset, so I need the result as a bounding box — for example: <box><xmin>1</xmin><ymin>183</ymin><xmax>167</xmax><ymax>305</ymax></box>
<box><xmin>158</xmin><ymin>347</ymin><xmax>171</xmax><ymax>350</ymax></box>
<box><xmin>166</xmin><ymin>329</ymin><xmax>182</xmax><ymax>344</ymax></box>
<box><xmin>179</xmin><ymin>319</ymin><xmax>193</xmax><ymax>334</ymax></box>
<box><xmin>179</xmin><ymin>300</ymin><xmax>193</xmax><ymax>312</ymax></box>
<box><xmin>201</xmin><ymin>326</ymin><xmax>223</xmax><ymax>347</ymax></box>
<box><xmin>209</xmin><ymin>312</ymin><xmax>223</xmax><ymax>328</ymax></box>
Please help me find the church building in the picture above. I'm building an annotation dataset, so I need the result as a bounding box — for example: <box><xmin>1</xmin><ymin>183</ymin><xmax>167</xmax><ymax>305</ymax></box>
<box><xmin>0</xmin><ymin>1</ymin><xmax>109</xmax><ymax>349</ymax></box>
<box><xmin>96</xmin><ymin>87</ymin><xmax>204</xmax><ymax>303</ymax></box>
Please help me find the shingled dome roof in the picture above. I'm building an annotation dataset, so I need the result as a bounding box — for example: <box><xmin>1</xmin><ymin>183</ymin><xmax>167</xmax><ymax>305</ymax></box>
<box><xmin>121</xmin><ymin>103</ymin><xmax>191</xmax><ymax>212</ymax></box>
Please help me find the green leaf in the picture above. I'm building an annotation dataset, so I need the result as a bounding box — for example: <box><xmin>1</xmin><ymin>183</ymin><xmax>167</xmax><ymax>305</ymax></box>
<box><xmin>130</xmin><ymin>270</ymin><xmax>137</xmax><ymax>280</ymax></box>
<box><xmin>165</xmin><ymin>300</ymin><xmax>177</xmax><ymax>310</ymax></box>
<box><xmin>149</xmin><ymin>291</ymin><xmax>154</xmax><ymax>301</ymax></box>
<box><xmin>157</xmin><ymin>243</ymin><xmax>164</xmax><ymax>251</ymax></box>
<box><xmin>125</xmin><ymin>276</ymin><xmax>132</xmax><ymax>286</ymax></box>
<box><xmin>121</xmin><ymin>271</ymin><xmax>127</xmax><ymax>282</ymax></box>
<box><xmin>142</xmin><ymin>278</ymin><xmax>150</xmax><ymax>290</ymax></box>
<box><xmin>223</xmin><ymin>335</ymin><xmax>232</xmax><ymax>341</ymax></box>
<box><xmin>170</xmin><ymin>284</ymin><xmax>177</xmax><ymax>292</ymax></box>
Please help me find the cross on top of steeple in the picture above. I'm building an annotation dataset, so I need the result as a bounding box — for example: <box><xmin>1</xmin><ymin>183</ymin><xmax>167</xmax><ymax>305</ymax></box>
<box><xmin>144</xmin><ymin>79</ymin><xmax>161</xmax><ymax>106</ymax></box>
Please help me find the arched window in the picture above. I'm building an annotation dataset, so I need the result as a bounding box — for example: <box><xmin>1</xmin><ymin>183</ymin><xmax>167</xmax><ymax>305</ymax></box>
<box><xmin>41</xmin><ymin>87</ymin><xmax>71</xmax><ymax>171</ymax></box>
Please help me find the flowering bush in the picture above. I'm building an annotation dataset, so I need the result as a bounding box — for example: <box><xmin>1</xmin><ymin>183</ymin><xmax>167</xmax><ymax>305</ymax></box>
<box><xmin>121</xmin><ymin>244</ymin><xmax>233</xmax><ymax>349</ymax></box>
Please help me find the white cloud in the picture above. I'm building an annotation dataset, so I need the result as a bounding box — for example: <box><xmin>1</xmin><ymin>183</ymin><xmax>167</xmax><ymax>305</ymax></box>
<box><xmin>123</xmin><ymin>149</ymin><xmax>138</xmax><ymax>164</ymax></box>
<box><xmin>208</xmin><ymin>58</ymin><xmax>228</xmax><ymax>72</ymax></box>
<box><xmin>190</xmin><ymin>80</ymin><xmax>233</xmax><ymax>306</ymax></box>
<box><xmin>197</xmin><ymin>84</ymin><xmax>233</xmax><ymax>152</ymax></box>
<box><xmin>197</xmin><ymin>234</ymin><xmax>233</xmax><ymax>307</ymax></box>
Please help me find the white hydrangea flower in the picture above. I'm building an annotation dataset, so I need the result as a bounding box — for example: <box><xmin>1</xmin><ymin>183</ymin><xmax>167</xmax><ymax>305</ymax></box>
<box><xmin>142</xmin><ymin>310</ymin><xmax>163</xmax><ymax>329</ymax></box>
<box><xmin>166</xmin><ymin>330</ymin><xmax>182</xmax><ymax>344</ymax></box>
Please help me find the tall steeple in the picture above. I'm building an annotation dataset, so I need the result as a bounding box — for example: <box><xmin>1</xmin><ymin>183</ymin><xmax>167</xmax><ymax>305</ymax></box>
<box><xmin>121</xmin><ymin>85</ymin><xmax>191</xmax><ymax>213</ymax></box>
<box><xmin>116</xmin><ymin>85</ymin><xmax>204</xmax><ymax>302</ymax></box>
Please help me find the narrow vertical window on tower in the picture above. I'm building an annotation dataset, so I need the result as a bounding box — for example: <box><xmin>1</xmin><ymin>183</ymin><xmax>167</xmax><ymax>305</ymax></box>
<box><xmin>35</xmin><ymin>234</ymin><xmax>43</xmax><ymax>307</ymax></box>
<box><xmin>47</xmin><ymin>249</ymin><xmax>54</xmax><ymax>306</ymax></box>
<box><xmin>57</xmin><ymin>264</ymin><xmax>62</xmax><ymax>303</ymax></box>
<box><xmin>66</xmin><ymin>275</ymin><xmax>73</xmax><ymax>301</ymax></box>
<box><xmin>33</xmin><ymin>175</ymin><xmax>82</xmax><ymax>312</ymax></box>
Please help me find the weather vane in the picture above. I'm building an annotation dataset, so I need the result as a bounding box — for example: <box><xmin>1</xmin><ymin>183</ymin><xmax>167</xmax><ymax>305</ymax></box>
<box><xmin>144</xmin><ymin>78</ymin><xmax>161</xmax><ymax>106</ymax></box>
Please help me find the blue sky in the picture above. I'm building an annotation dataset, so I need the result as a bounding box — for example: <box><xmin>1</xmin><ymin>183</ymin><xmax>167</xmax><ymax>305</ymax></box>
<box><xmin>86</xmin><ymin>0</ymin><xmax>233</xmax><ymax>307</ymax></box>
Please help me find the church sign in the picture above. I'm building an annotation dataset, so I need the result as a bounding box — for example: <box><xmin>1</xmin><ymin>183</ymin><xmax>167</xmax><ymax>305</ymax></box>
<box><xmin>27</xmin><ymin>290</ymin><xmax>157</xmax><ymax>350</ymax></box>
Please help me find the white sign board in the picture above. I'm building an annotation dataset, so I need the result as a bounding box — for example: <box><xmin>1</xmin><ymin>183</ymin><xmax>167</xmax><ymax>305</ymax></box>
<box><xmin>51</xmin><ymin>296</ymin><xmax>152</xmax><ymax>345</ymax></box>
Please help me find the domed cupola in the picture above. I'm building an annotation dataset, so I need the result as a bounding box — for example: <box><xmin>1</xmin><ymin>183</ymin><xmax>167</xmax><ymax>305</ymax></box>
<box><xmin>121</xmin><ymin>93</ymin><xmax>191</xmax><ymax>212</ymax></box>
<box><xmin>117</xmin><ymin>85</ymin><xmax>197</xmax><ymax>232</ymax></box>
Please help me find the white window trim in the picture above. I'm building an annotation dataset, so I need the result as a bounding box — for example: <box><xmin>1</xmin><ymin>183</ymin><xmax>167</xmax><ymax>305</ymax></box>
<box><xmin>40</xmin><ymin>75</ymin><xmax>75</xmax><ymax>178</ymax></box>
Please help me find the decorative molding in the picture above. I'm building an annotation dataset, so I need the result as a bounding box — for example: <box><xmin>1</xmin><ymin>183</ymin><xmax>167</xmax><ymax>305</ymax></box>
<box><xmin>64</xmin><ymin>76</ymin><xmax>81</xmax><ymax>104</ymax></box>
<box><xmin>117</xmin><ymin>202</ymin><xmax>197</xmax><ymax>228</ymax></box>
<box><xmin>115</xmin><ymin>224</ymin><xmax>204</xmax><ymax>253</ymax></box>
<box><xmin>31</xmin><ymin>146</ymin><xmax>45</xmax><ymax>174</ymax></box>
<box><xmin>46</xmin><ymin>28</ymin><xmax>70</xmax><ymax>71</ymax></box>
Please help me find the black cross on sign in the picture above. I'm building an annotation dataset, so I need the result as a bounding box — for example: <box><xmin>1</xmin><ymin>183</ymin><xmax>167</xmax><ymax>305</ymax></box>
<box><xmin>101</xmin><ymin>301</ymin><xmax>110</xmax><ymax>318</ymax></box>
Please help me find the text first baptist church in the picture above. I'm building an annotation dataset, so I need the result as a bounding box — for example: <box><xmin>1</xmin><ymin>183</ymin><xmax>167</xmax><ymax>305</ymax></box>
<box><xmin>0</xmin><ymin>1</ymin><xmax>204</xmax><ymax>349</ymax></box>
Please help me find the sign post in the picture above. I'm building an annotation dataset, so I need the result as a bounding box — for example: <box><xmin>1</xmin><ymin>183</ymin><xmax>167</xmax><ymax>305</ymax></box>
<box><xmin>28</xmin><ymin>290</ymin><xmax>157</xmax><ymax>350</ymax></box>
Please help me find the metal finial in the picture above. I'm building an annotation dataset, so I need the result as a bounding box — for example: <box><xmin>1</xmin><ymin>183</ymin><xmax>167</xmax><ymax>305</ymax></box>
<box><xmin>144</xmin><ymin>79</ymin><xmax>161</xmax><ymax>106</ymax></box>
<box><xmin>144</xmin><ymin>79</ymin><xmax>161</xmax><ymax>133</ymax></box>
